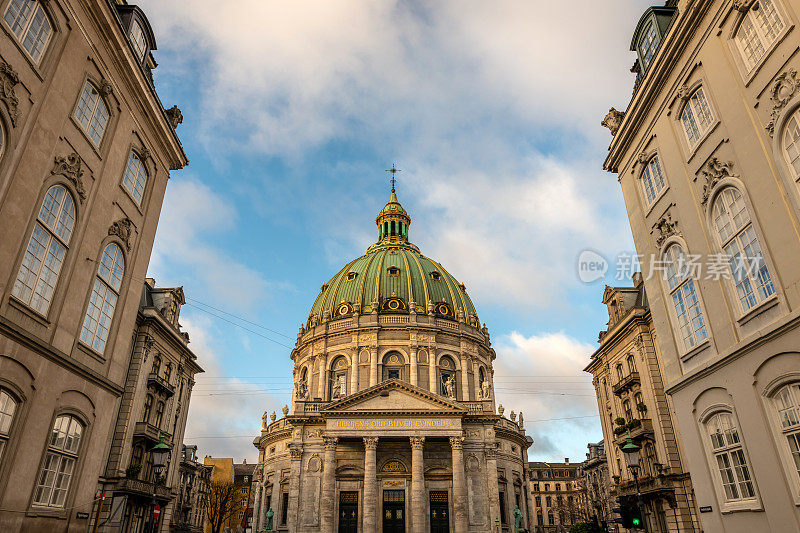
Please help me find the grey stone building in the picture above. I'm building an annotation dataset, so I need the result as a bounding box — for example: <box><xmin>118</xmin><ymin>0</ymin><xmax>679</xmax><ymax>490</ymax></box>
<box><xmin>581</xmin><ymin>441</ymin><xmax>613</xmax><ymax>528</ymax></box>
<box><xmin>252</xmin><ymin>187</ymin><xmax>533</xmax><ymax>533</ymax></box>
<box><xmin>171</xmin><ymin>445</ymin><xmax>211</xmax><ymax>533</ymax></box>
<box><xmin>0</xmin><ymin>0</ymin><xmax>186</xmax><ymax>531</ymax></box>
<box><xmin>604</xmin><ymin>0</ymin><xmax>800</xmax><ymax>530</ymax></box>
<box><xmin>91</xmin><ymin>279</ymin><xmax>203</xmax><ymax>532</ymax></box>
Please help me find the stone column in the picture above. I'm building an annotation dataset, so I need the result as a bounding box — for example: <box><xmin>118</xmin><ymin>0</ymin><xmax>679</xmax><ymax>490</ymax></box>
<box><xmin>473</xmin><ymin>361</ymin><xmax>481</xmax><ymax>399</ymax></box>
<box><xmin>350</xmin><ymin>355</ymin><xmax>358</xmax><ymax>394</ymax></box>
<box><xmin>486</xmin><ymin>444</ymin><xmax>501</xmax><ymax>527</ymax></box>
<box><xmin>429</xmin><ymin>350</ymin><xmax>437</xmax><ymax>394</ymax></box>
<box><xmin>252</xmin><ymin>482</ymin><xmax>262</xmax><ymax>531</ymax></box>
<box><xmin>410</xmin><ymin>347</ymin><xmax>418</xmax><ymax>386</ymax></box>
<box><xmin>363</xmin><ymin>437</ymin><xmax>379</xmax><ymax>532</ymax></box>
<box><xmin>320</xmin><ymin>437</ymin><xmax>338</xmax><ymax>533</ymax></box>
<box><xmin>369</xmin><ymin>348</ymin><xmax>378</xmax><ymax>387</ymax></box>
<box><xmin>450</xmin><ymin>436</ymin><xmax>468</xmax><ymax>533</ymax></box>
<box><xmin>460</xmin><ymin>355</ymin><xmax>470</xmax><ymax>400</ymax></box>
<box><xmin>410</xmin><ymin>436</ymin><xmax>426</xmax><ymax>533</ymax></box>
<box><xmin>287</xmin><ymin>445</ymin><xmax>303</xmax><ymax>532</ymax></box>
<box><xmin>316</xmin><ymin>357</ymin><xmax>326</xmax><ymax>399</ymax></box>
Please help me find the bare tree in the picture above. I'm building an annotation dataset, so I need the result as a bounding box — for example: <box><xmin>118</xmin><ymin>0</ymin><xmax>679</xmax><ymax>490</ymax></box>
<box><xmin>204</xmin><ymin>481</ymin><xmax>243</xmax><ymax>533</ymax></box>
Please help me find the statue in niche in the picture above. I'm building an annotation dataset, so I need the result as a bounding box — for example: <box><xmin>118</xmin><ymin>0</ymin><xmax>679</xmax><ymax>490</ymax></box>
<box><xmin>444</xmin><ymin>375</ymin><xmax>456</xmax><ymax>398</ymax></box>
<box><xmin>265</xmin><ymin>507</ymin><xmax>274</xmax><ymax>531</ymax></box>
<box><xmin>481</xmin><ymin>378</ymin><xmax>491</xmax><ymax>399</ymax></box>
<box><xmin>294</xmin><ymin>375</ymin><xmax>308</xmax><ymax>399</ymax></box>
<box><xmin>513</xmin><ymin>505</ymin><xmax>523</xmax><ymax>532</ymax></box>
<box><xmin>331</xmin><ymin>376</ymin><xmax>343</xmax><ymax>399</ymax></box>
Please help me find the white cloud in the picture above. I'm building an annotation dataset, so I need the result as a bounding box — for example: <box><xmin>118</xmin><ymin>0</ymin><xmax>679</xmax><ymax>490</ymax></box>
<box><xmin>493</xmin><ymin>331</ymin><xmax>602</xmax><ymax>461</ymax></box>
<box><xmin>180</xmin><ymin>315</ymin><xmax>284</xmax><ymax>461</ymax></box>
<box><xmin>151</xmin><ymin>177</ymin><xmax>272</xmax><ymax>311</ymax></box>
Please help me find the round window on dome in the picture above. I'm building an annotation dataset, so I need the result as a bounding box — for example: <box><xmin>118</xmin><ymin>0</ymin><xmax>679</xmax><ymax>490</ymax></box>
<box><xmin>436</xmin><ymin>303</ymin><xmax>452</xmax><ymax>316</ymax></box>
<box><xmin>430</xmin><ymin>271</ymin><xmax>441</xmax><ymax>281</ymax></box>
<box><xmin>336</xmin><ymin>302</ymin><xmax>353</xmax><ymax>316</ymax></box>
<box><xmin>382</xmin><ymin>298</ymin><xmax>406</xmax><ymax>311</ymax></box>
<box><xmin>346</xmin><ymin>271</ymin><xmax>358</xmax><ymax>281</ymax></box>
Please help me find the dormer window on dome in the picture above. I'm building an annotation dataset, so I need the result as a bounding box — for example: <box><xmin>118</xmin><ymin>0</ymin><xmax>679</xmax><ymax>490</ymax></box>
<box><xmin>346</xmin><ymin>271</ymin><xmax>358</xmax><ymax>281</ymax></box>
<box><xmin>630</xmin><ymin>5</ymin><xmax>677</xmax><ymax>81</ymax></box>
<box><xmin>430</xmin><ymin>271</ymin><xmax>441</xmax><ymax>281</ymax></box>
<box><xmin>387</xmin><ymin>266</ymin><xmax>400</xmax><ymax>277</ymax></box>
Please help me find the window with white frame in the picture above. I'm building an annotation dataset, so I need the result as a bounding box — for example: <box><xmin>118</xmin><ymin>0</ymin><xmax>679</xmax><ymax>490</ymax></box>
<box><xmin>3</xmin><ymin>0</ymin><xmax>52</xmax><ymax>63</ymax></box>
<box><xmin>706</xmin><ymin>412</ymin><xmax>755</xmax><ymax>501</ymax></box>
<box><xmin>712</xmin><ymin>187</ymin><xmax>775</xmax><ymax>311</ymax></box>
<box><xmin>663</xmin><ymin>244</ymin><xmax>708</xmax><ymax>350</ymax></box>
<box><xmin>681</xmin><ymin>87</ymin><xmax>714</xmax><ymax>147</ymax></box>
<box><xmin>734</xmin><ymin>0</ymin><xmax>785</xmax><ymax>71</ymax></box>
<box><xmin>773</xmin><ymin>383</ymin><xmax>800</xmax><ymax>481</ymax></box>
<box><xmin>0</xmin><ymin>119</ymin><xmax>5</xmax><ymax>159</ymax></box>
<box><xmin>638</xmin><ymin>20</ymin><xmax>660</xmax><ymax>71</ymax></box>
<box><xmin>782</xmin><ymin>109</ymin><xmax>800</xmax><ymax>179</ymax></box>
<box><xmin>33</xmin><ymin>414</ymin><xmax>83</xmax><ymax>507</ymax></box>
<box><xmin>80</xmin><ymin>243</ymin><xmax>124</xmax><ymax>352</ymax></box>
<box><xmin>641</xmin><ymin>155</ymin><xmax>667</xmax><ymax>205</ymax></box>
<box><xmin>73</xmin><ymin>82</ymin><xmax>109</xmax><ymax>146</ymax></box>
<box><xmin>121</xmin><ymin>151</ymin><xmax>147</xmax><ymax>204</ymax></box>
<box><xmin>12</xmin><ymin>185</ymin><xmax>75</xmax><ymax>314</ymax></box>
<box><xmin>128</xmin><ymin>20</ymin><xmax>147</xmax><ymax>61</ymax></box>
<box><xmin>0</xmin><ymin>389</ymin><xmax>18</xmax><ymax>462</ymax></box>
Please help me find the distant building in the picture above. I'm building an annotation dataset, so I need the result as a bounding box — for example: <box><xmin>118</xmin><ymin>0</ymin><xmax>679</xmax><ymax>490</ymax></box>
<box><xmin>528</xmin><ymin>459</ymin><xmax>589</xmax><ymax>532</ymax></box>
<box><xmin>171</xmin><ymin>445</ymin><xmax>211</xmax><ymax>533</ymax></box>
<box><xmin>234</xmin><ymin>461</ymin><xmax>256</xmax><ymax>532</ymax></box>
<box><xmin>585</xmin><ymin>275</ymin><xmax>699</xmax><ymax>532</ymax></box>
<box><xmin>582</xmin><ymin>441</ymin><xmax>613</xmax><ymax>527</ymax></box>
<box><xmin>0</xmin><ymin>0</ymin><xmax>186</xmax><ymax>531</ymax></box>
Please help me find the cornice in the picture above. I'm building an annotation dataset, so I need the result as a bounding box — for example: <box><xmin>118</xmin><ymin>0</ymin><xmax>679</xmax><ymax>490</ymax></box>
<box><xmin>0</xmin><ymin>315</ymin><xmax>123</xmax><ymax>396</ymax></box>
<box><xmin>585</xmin><ymin>308</ymin><xmax>651</xmax><ymax>372</ymax></box>
<box><xmin>605</xmin><ymin>0</ymin><xmax>715</xmax><ymax>173</ymax></box>
<box><xmin>320</xmin><ymin>378</ymin><xmax>465</xmax><ymax>412</ymax></box>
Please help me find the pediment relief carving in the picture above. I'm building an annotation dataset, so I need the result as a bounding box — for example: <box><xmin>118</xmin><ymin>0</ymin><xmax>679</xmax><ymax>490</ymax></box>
<box><xmin>652</xmin><ymin>211</ymin><xmax>681</xmax><ymax>248</ymax></box>
<box><xmin>0</xmin><ymin>59</ymin><xmax>20</xmax><ymax>126</ymax></box>
<box><xmin>51</xmin><ymin>152</ymin><xmax>88</xmax><ymax>202</ymax></box>
<box><xmin>766</xmin><ymin>68</ymin><xmax>800</xmax><ymax>136</ymax></box>
<box><xmin>699</xmin><ymin>157</ymin><xmax>737</xmax><ymax>205</ymax></box>
<box><xmin>108</xmin><ymin>217</ymin><xmax>135</xmax><ymax>251</ymax></box>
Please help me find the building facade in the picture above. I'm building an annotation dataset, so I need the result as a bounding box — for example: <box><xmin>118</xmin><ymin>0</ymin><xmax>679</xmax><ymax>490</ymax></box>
<box><xmin>252</xmin><ymin>186</ymin><xmax>533</xmax><ymax>533</ymax></box>
<box><xmin>604</xmin><ymin>0</ymin><xmax>800</xmax><ymax>530</ymax></box>
<box><xmin>171</xmin><ymin>445</ymin><xmax>211</xmax><ymax>533</ymax></box>
<box><xmin>91</xmin><ymin>278</ymin><xmax>203</xmax><ymax>532</ymax></box>
<box><xmin>0</xmin><ymin>0</ymin><xmax>186</xmax><ymax>531</ymax></box>
<box><xmin>585</xmin><ymin>276</ymin><xmax>698</xmax><ymax>532</ymax></box>
<box><xmin>528</xmin><ymin>459</ymin><xmax>589</xmax><ymax>532</ymax></box>
<box><xmin>234</xmin><ymin>462</ymin><xmax>256</xmax><ymax>532</ymax></box>
<box><xmin>582</xmin><ymin>441</ymin><xmax>613</xmax><ymax>528</ymax></box>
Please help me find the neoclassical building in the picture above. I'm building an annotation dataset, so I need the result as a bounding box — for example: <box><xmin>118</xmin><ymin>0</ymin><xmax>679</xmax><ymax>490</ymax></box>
<box><xmin>604</xmin><ymin>0</ymin><xmax>800</xmax><ymax>530</ymax></box>
<box><xmin>253</xmin><ymin>186</ymin><xmax>533</xmax><ymax>533</ymax></box>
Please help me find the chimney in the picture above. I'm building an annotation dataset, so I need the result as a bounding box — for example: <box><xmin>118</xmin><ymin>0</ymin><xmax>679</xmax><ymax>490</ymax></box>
<box><xmin>565</xmin><ymin>457</ymin><xmax>569</xmax><ymax>464</ymax></box>
<box><xmin>632</xmin><ymin>271</ymin><xmax>643</xmax><ymax>287</ymax></box>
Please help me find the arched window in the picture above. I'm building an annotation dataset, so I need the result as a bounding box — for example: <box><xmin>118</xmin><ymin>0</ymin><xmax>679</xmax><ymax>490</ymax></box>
<box><xmin>74</xmin><ymin>81</ymin><xmax>110</xmax><ymax>146</ymax></box>
<box><xmin>643</xmin><ymin>442</ymin><xmax>657</xmax><ymax>477</ymax></box>
<box><xmin>783</xmin><ymin>109</ymin><xmax>800</xmax><ymax>179</ymax></box>
<box><xmin>706</xmin><ymin>412</ymin><xmax>755</xmax><ymax>501</ymax></box>
<box><xmin>681</xmin><ymin>87</ymin><xmax>714</xmax><ymax>147</ymax></box>
<box><xmin>634</xmin><ymin>392</ymin><xmax>645</xmax><ymax>418</ymax></box>
<box><xmin>128</xmin><ymin>19</ymin><xmax>147</xmax><ymax>61</ymax></box>
<box><xmin>12</xmin><ymin>185</ymin><xmax>76</xmax><ymax>314</ymax></box>
<box><xmin>382</xmin><ymin>352</ymin><xmax>403</xmax><ymax>381</ymax></box>
<box><xmin>121</xmin><ymin>151</ymin><xmax>148</xmax><ymax>204</ymax></box>
<box><xmin>663</xmin><ymin>244</ymin><xmax>708</xmax><ymax>350</ymax></box>
<box><xmin>33</xmin><ymin>414</ymin><xmax>84</xmax><ymax>507</ymax></box>
<box><xmin>151</xmin><ymin>354</ymin><xmax>161</xmax><ymax>375</ymax></box>
<box><xmin>0</xmin><ymin>118</ymin><xmax>5</xmax><ymax>160</ymax></box>
<box><xmin>3</xmin><ymin>0</ymin><xmax>53</xmax><ymax>63</ymax></box>
<box><xmin>615</xmin><ymin>364</ymin><xmax>624</xmax><ymax>381</ymax></box>
<box><xmin>0</xmin><ymin>389</ymin><xmax>18</xmax><ymax>462</ymax></box>
<box><xmin>772</xmin><ymin>383</ymin><xmax>800</xmax><ymax>481</ymax></box>
<box><xmin>711</xmin><ymin>187</ymin><xmax>775</xmax><ymax>311</ymax></box>
<box><xmin>734</xmin><ymin>0</ymin><xmax>784</xmax><ymax>71</ymax></box>
<box><xmin>329</xmin><ymin>356</ymin><xmax>348</xmax><ymax>399</ymax></box>
<box><xmin>626</xmin><ymin>354</ymin><xmax>636</xmax><ymax>374</ymax></box>
<box><xmin>164</xmin><ymin>362</ymin><xmax>172</xmax><ymax>382</ymax></box>
<box><xmin>439</xmin><ymin>355</ymin><xmax>456</xmax><ymax>397</ymax></box>
<box><xmin>142</xmin><ymin>394</ymin><xmax>153</xmax><ymax>423</ymax></box>
<box><xmin>641</xmin><ymin>155</ymin><xmax>667</xmax><ymax>205</ymax></box>
<box><xmin>80</xmin><ymin>243</ymin><xmax>124</xmax><ymax>352</ymax></box>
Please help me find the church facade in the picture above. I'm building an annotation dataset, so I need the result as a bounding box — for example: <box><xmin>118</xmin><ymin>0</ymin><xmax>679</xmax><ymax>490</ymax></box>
<box><xmin>252</xmin><ymin>186</ymin><xmax>533</xmax><ymax>532</ymax></box>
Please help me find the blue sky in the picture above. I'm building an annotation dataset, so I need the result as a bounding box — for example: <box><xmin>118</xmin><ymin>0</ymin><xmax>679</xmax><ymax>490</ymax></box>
<box><xmin>139</xmin><ymin>0</ymin><xmax>654</xmax><ymax>463</ymax></box>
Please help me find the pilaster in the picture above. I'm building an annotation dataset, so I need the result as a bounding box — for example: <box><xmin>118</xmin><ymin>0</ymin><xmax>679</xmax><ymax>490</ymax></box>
<box><xmin>411</xmin><ymin>436</ymin><xmax>426</xmax><ymax>533</ymax></box>
<box><xmin>363</xmin><ymin>437</ymin><xmax>379</xmax><ymax>532</ymax></box>
<box><xmin>287</xmin><ymin>445</ymin><xmax>303</xmax><ymax>532</ymax></box>
<box><xmin>451</xmin><ymin>436</ymin><xmax>468</xmax><ymax>533</ymax></box>
<box><xmin>320</xmin><ymin>437</ymin><xmax>338</xmax><ymax>533</ymax></box>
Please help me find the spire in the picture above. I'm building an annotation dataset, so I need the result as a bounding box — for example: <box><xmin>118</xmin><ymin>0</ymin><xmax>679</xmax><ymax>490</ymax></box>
<box><xmin>375</xmin><ymin>165</ymin><xmax>411</xmax><ymax>245</ymax></box>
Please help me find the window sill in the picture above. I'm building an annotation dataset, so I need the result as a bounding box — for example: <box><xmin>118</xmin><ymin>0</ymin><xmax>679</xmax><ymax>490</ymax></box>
<box><xmin>69</xmin><ymin>115</ymin><xmax>105</xmax><ymax>160</ymax></box>
<box><xmin>736</xmin><ymin>294</ymin><xmax>780</xmax><ymax>327</ymax></box>
<box><xmin>685</xmin><ymin>121</ymin><xmax>720</xmax><ymax>166</ymax></box>
<box><xmin>679</xmin><ymin>337</ymin><xmax>711</xmax><ymax>364</ymax></box>
<box><xmin>75</xmin><ymin>339</ymin><xmax>106</xmax><ymax>363</ymax></box>
<box><xmin>7</xmin><ymin>295</ymin><xmax>51</xmax><ymax>328</ymax></box>
<box><xmin>742</xmin><ymin>24</ymin><xmax>794</xmax><ymax>88</ymax></box>
<box><xmin>118</xmin><ymin>183</ymin><xmax>144</xmax><ymax>216</ymax></box>
<box><xmin>719</xmin><ymin>499</ymin><xmax>763</xmax><ymax>514</ymax></box>
<box><xmin>26</xmin><ymin>505</ymin><xmax>68</xmax><ymax>519</ymax></box>
<box><xmin>0</xmin><ymin>23</ymin><xmax>47</xmax><ymax>83</ymax></box>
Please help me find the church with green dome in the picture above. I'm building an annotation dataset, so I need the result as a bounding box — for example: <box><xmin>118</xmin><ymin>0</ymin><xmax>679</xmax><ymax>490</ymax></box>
<box><xmin>252</xmin><ymin>177</ymin><xmax>533</xmax><ymax>533</ymax></box>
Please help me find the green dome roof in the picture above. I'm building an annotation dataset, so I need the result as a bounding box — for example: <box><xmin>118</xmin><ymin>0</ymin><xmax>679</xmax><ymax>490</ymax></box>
<box><xmin>308</xmin><ymin>189</ymin><xmax>478</xmax><ymax>323</ymax></box>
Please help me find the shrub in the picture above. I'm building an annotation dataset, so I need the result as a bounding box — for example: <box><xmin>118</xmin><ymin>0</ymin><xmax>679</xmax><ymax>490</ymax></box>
<box><xmin>614</xmin><ymin>417</ymin><xmax>627</xmax><ymax>426</ymax></box>
<box><xmin>125</xmin><ymin>463</ymin><xmax>142</xmax><ymax>479</ymax></box>
<box><xmin>636</xmin><ymin>403</ymin><xmax>648</xmax><ymax>413</ymax></box>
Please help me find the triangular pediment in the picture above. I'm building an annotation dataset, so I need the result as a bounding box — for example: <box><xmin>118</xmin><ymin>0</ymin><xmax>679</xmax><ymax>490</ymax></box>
<box><xmin>321</xmin><ymin>379</ymin><xmax>465</xmax><ymax>414</ymax></box>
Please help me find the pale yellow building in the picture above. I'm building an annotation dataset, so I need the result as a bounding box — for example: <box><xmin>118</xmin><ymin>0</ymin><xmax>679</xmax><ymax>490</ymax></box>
<box><xmin>604</xmin><ymin>0</ymin><xmax>800</xmax><ymax>530</ymax></box>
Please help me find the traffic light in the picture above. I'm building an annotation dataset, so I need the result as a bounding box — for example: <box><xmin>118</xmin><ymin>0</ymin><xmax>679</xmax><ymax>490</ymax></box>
<box><xmin>616</xmin><ymin>495</ymin><xmax>644</xmax><ymax>529</ymax></box>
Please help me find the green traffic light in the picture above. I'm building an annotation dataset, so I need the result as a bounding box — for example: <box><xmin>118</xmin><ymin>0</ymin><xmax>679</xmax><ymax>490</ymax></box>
<box><xmin>632</xmin><ymin>518</ymin><xmax>641</xmax><ymax>526</ymax></box>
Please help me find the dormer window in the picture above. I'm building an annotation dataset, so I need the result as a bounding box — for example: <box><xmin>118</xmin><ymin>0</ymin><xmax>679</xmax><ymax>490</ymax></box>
<box><xmin>387</xmin><ymin>266</ymin><xmax>400</xmax><ymax>277</ymax></box>
<box><xmin>128</xmin><ymin>20</ymin><xmax>148</xmax><ymax>61</ymax></box>
<box><xmin>638</xmin><ymin>20</ymin><xmax>660</xmax><ymax>70</ymax></box>
<box><xmin>430</xmin><ymin>271</ymin><xmax>441</xmax><ymax>281</ymax></box>
<box><xmin>346</xmin><ymin>271</ymin><xmax>358</xmax><ymax>281</ymax></box>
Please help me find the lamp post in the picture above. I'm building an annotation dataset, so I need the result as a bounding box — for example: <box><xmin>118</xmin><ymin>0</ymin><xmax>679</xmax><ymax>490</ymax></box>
<box><xmin>621</xmin><ymin>436</ymin><xmax>646</xmax><ymax>532</ymax></box>
<box><xmin>149</xmin><ymin>433</ymin><xmax>171</xmax><ymax>533</ymax></box>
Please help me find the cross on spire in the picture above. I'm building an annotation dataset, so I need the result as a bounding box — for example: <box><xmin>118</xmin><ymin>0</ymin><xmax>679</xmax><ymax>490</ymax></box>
<box><xmin>385</xmin><ymin>164</ymin><xmax>401</xmax><ymax>193</ymax></box>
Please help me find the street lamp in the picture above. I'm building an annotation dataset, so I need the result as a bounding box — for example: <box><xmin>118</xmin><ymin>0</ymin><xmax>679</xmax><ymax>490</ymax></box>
<box><xmin>620</xmin><ymin>436</ymin><xmax>646</xmax><ymax>531</ymax></box>
<box><xmin>149</xmin><ymin>433</ymin><xmax>171</xmax><ymax>533</ymax></box>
